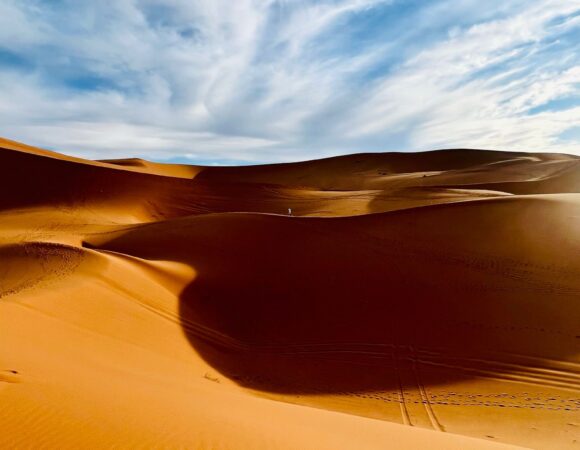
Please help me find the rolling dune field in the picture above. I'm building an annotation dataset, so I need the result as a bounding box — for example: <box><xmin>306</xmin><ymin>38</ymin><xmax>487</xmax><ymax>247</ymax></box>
<box><xmin>0</xmin><ymin>136</ymin><xmax>578</xmax><ymax>449</ymax></box>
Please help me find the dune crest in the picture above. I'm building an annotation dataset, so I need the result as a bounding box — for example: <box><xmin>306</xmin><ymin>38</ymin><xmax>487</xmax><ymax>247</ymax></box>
<box><xmin>1</xmin><ymin>137</ymin><xmax>578</xmax><ymax>449</ymax></box>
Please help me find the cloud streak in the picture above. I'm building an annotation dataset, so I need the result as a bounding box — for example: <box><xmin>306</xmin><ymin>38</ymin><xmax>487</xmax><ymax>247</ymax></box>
<box><xmin>0</xmin><ymin>0</ymin><xmax>578</xmax><ymax>163</ymax></box>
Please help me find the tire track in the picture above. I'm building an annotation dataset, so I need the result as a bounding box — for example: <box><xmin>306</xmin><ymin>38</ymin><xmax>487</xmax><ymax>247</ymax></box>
<box><xmin>411</xmin><ymin>347</ymin><xmax>444</xmax><ymax>431</ymax></box>
<box><xmin>393</xmin><ymin>348</ymin><xmax>411</xmax><ymax>426</ymax></box>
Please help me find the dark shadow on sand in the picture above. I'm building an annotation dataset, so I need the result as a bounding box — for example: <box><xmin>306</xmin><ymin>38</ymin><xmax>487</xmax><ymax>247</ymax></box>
<box><xmin>88</xmin><ymin>201</ymin><xmax>580</xmax><ymax>395</ymax></box>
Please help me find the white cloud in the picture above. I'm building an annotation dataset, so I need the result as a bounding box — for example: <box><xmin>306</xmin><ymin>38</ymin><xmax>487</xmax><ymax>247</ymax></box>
<box><xmin>0</xmin><ymin>0</ymin><xmax>578</xmax><ymax>163</ymax></box>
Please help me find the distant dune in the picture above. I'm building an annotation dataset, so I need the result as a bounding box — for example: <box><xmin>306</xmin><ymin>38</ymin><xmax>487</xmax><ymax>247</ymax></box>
<box><xmin>0</xmin><ymin>136</ymin><xmax>578</xmax><ymax>449</ymax></box>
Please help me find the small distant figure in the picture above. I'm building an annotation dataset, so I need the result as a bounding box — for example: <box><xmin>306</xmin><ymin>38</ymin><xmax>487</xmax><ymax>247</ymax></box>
<box><xmin>288</xmin><ymin>208</ymin><xmax>292</xmax><ymax>216</ymax></box>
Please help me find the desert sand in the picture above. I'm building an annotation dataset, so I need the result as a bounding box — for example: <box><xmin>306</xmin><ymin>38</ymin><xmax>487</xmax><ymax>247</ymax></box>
<box><xmin>0</xmin><ymin>136</ymin><xmax>578</xmax><ymax>449</ymax></box>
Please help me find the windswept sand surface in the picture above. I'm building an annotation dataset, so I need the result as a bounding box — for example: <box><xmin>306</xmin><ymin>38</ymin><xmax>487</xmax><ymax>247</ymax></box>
<box><xmin>0</xmin><ymin>136</ymin><xmax>579</xmax><ymax>449</ymax></box>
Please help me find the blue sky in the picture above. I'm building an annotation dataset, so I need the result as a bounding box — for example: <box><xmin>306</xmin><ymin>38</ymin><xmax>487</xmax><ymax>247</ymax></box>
<box><xmin>0</xmin><ymin>0</ymin><xmax>578</xmax><ymax>164</ymax></box>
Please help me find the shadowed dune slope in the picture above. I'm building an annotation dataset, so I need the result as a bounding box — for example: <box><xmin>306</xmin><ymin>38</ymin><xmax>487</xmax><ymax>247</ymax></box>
<box><xmin>1</xmin><ymin>137</ymin><xmax>579</xmax><ymax>449</ymax></box>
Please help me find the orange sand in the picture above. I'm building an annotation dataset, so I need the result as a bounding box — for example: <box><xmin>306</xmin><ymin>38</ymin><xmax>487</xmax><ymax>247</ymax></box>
<box><xmin>0</xmin><ymin>136</ymin><xmax>578</xmax><ymax>449</ymax></box>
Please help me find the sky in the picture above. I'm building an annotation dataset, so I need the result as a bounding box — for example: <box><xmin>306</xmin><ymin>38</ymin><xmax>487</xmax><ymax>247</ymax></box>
<box><xmin>0</xmin><ymin>0</ymin><xmax>579</xmax><ymax>164</ymax></box>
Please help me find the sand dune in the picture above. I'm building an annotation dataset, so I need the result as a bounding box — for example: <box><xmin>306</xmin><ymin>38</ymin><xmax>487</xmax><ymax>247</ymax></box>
<box><xmin>1</xmin><ymin>137</ymin><xmax>578</xmax><ymax>449</ymax></box>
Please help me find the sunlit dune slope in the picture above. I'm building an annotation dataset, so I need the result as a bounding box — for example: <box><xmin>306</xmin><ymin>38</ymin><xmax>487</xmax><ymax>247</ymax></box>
<box><xmin>1</xmin><ymin>137</ymin><xmax>578</xmax><ymax>449</ymax></box>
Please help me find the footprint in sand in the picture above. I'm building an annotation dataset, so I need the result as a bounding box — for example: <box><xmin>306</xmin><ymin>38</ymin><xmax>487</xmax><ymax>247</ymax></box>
<box><xmin>0</xmin><ymin>370</ymin><xmax>21</xmax><ymax>383</ymax></box>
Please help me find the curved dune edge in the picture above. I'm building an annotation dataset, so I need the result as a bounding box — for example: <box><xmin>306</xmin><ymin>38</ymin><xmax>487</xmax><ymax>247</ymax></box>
<box><xmin>0</xmin><ymin>136</ymin><xmax>202</xmax><ymax>178</ymax></box>
<box><xmin>0</xmin><ymin>246</ymin><xmax>524</xmax><ymax>450</ymax></box>
<box><xmin>0</xmin><ymin>137</ymin><xmax>578</xmax><ymax>449</ymax></box>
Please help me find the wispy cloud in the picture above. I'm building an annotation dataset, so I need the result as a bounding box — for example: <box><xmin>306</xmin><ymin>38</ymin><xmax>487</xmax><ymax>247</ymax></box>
<box><xmin>0</xmin><ymin>0</ymin><xmax>578</xmax><ymax>163</ymax></box>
